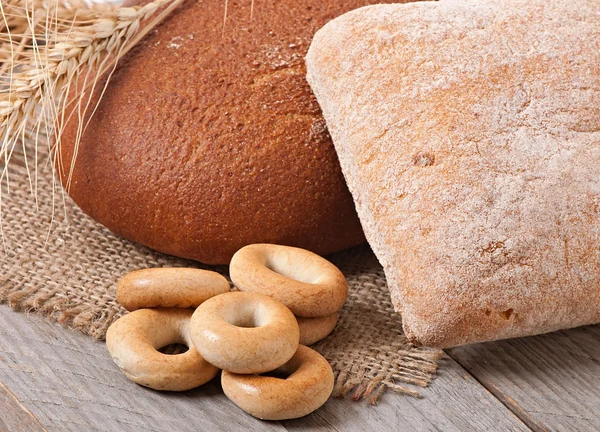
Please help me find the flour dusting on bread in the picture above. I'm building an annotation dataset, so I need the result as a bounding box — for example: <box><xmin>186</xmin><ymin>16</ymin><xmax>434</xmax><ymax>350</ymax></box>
<box><xmin>306</xmin><ymin>0</ymin><xmax>600</xmax><ymax>347</ymax></box>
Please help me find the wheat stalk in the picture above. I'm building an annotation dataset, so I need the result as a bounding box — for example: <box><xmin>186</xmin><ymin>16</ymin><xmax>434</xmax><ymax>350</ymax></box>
<box><xmin>0</xmin><ymin>0</ymin><xmax>184</xmax><ymax>188</ymax></box>
<box><xmin>0</xmin><ymin>0</ymin><xmax>184</xmax><ymax>251</ymax></box>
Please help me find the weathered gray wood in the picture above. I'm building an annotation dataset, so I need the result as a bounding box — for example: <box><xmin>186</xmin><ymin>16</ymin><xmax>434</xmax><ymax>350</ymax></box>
<box><xmin>282</xmin><ymin>354</ymin><xmax>529</xmax><ymax>432</ymax></box>
<box><xmin>0</xmin><ymin>307</ymin><xmax>285</xmax><ymax>432</ymax></box>
<box><xmin>448</xmin><ymin>325</ymin><xmax>600</xmax><ymax>432</ymax></box>
<box><xmin>0</xmin><ymin>381</ymin><xmax>46</xmax><ymax>432</ymax></box>
<box><xmin>0</xmin><ymin>305</ymin><xmax>529</xmax><ymax>432</ymax></box>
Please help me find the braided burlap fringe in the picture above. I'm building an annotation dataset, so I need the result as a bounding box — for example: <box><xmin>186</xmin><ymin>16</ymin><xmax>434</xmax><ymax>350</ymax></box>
<box><xmin>0</xmin><ymin>150</ymin><xmax>441</xmax><ymax>402</ymax></box>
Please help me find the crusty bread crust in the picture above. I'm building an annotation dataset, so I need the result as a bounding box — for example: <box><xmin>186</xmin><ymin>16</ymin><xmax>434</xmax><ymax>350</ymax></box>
<box><xmin>59</xmin><ymin>0</ymin><xmax>423</xmax><ymax>263</ymax></box>
<box><xmin>306</xmin><ymin>0</ymin><xmax>600</xmax><ymax>347</ymax></box>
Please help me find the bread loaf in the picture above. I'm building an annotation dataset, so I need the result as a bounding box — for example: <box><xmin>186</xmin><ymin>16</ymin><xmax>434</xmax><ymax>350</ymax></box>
<box><xmin>306</xmin><ymin>0</ymin><xmax>600</xmax><ymax>347</ymax></box>
<box><xmin>58</xmin><ymin>0</ymin><xmax>404</xmax><ymax>264</ymax></box>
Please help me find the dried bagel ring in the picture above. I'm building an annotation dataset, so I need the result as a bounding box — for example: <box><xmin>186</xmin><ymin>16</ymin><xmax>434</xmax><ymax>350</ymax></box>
<box><xmin>117</xmin><ymin>268</ymin><xmax>230</xmax><ymax>311</ymax></box>
<box><xmin>230</xmin><ymin>244</ymin><xmax>348</xmax><ymax>317</ymax></box>
<box><xmin>297</xmin><ymin>313</ymin><xmax>338</xmax><ymax>345</ymax></box>
<box><xmin>221</xmin><ymin>345</ymin><xmax>334</xmax><ymax>420</ymax></box>
<box><xmin>189</xmin><ymin>292</ymin><xmax>299</xmax><ymax>374</ymax></box>
<box><xmin>106</xmin><ymin>308</ymin><xmax>218</xmax><ymax>391</ymax></box>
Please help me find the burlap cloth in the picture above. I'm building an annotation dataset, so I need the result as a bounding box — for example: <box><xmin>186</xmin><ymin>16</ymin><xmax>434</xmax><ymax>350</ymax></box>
<box><xmin>0</xmin><ymin>147</ymin><xmax>442</xmax><ymax>402</ymax></box>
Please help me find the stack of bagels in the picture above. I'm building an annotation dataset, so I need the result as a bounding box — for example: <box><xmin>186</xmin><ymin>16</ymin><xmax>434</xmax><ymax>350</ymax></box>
<box><xmin>107</xmin><ymin>244</ymin><xmax>348</xmax><ymax>420</ymax></box>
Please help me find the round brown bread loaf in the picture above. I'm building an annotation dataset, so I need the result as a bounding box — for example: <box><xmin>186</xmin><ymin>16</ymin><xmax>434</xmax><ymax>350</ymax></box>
<box><xmin>58</xmin><ymin>0</ymin><xmax>398</xmax><ymax>264</ymax></box>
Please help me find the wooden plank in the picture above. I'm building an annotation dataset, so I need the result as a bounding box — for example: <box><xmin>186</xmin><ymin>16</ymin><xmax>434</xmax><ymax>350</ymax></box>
<box><xmin>0</xmin><ymin>305</ymin><xmax>530</xmax><ymax>432</ymax></box>
<box><xmin>448</xmin><ymin>325</ymin><xmax>600</xmax><ymax>432</ymax></box>
<box><xmin>0</xmin><ymin>307</ymin><xmax>285</xmax><ymax>432</ymax></box>
<box><xmin>0</xmin><ymin>381</ymin><xmax>46</xmax><ymax>432</ymax></box>
<box><xmin>282</xmin><ymin>354</ymin><xmax>530</xmax><ymax>432</ymax></box>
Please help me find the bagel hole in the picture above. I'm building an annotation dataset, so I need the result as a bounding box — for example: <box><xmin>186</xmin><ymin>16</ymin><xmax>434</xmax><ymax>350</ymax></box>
<box><xmin>259</xmin><ymin>369</ymin><xmax>292</xmax><ymax>380</ymax></box>
<box><xmin>228</xmin><ymin>313</ymin><xmax>259</xmax><ymax>328</ymax></box>
<box><xmin>259</xmin><ymin>360</ymin><xmax>301</xmax><ymax>380</ymax></box>
<box><xmin>158</xmin><ymin>343</ymin><xmax>189</xmax><ymax>355</ymax></box>
<box><xmin>225</xmin><ymin>303</ymin><xmax>268</xmax><ymax>328</ymax></box>
<box><xmin>265</xmin><ymin>257</ymin><xmax>320</xmax><ymax>284</ymax></box>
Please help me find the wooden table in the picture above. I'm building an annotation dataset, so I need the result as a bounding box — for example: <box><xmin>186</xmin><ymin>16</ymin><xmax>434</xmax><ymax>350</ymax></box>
<box><xmin>0</xmin><ymin>305</ymin><xmax>598</xmax><ymax>432</ymax></box>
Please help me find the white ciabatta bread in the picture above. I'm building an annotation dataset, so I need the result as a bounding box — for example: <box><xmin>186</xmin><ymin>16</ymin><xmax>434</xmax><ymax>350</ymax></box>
<box><xmin>306</xmin><ymin>0</ymin><xmax>600</xmax><ymax>347</ymax></box>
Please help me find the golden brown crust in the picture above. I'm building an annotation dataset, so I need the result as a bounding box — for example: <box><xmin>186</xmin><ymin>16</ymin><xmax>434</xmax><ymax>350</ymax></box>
<box><xmin>57</xmin><ymin>0</ymin><xmax>407</xmax><ymax>264</ymax></box>
<box><xmin>221</xmin><ymin>345</ymin><xmax>334</xmax><ymax>420</ymax></box>
<box><xmin>297</xmin><ymin>313</ymin><xmax>338</xmax><ymax>345</ymax></box>
<box><xmin>116</xmin><ymin>268</ymin><xmax>230</xmax><ymax>311</ymax></box>
<box><xmin>306</xmin><ymin>0</ymin><xmax>600</xmax><ymax>347</ymax></box>
<box><xmin>230</xmin><ymin>244</ymin><xmax>348</xmax><ymax>317</ymax></box>
<box><xmin>106</xmin><ymin>308</ymin><xmax>219</xmax><ymax>391</ymax></box>
<box><xmin>189</xmin><ymin>292</ymin><xmax>300</xmax><ymax>374</ymax></box>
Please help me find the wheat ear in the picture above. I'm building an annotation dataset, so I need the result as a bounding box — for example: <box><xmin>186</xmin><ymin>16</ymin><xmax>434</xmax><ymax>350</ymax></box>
<box><xmin>0</xmin><ymin>0</ymin><xmax>184</xmax><ymax>186</ymax></box>
<box><xmin>0</xmin><ymin>0</ymin><xmax>184</xmax><ymax>251</ymax></box>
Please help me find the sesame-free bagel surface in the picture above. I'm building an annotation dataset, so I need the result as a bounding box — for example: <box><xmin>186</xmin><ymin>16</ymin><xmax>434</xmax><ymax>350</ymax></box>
<box><xmin>189</xmin><ymin>292</ymin><xmax>300</xmax><ymax>374</ymax></box>
<box><xmin>230</xmin><ymin>244</ymin><xmax>348</xmax><ymax>317</ymax></box>
<box><xmin>221</xmin><ymin>345</ymin><xmax>334</xmax><ymax>420</ymax></box>
<box><xmin>116</xmin><ymin>268</ymin><xmax>230</xmax><ymax>311</ymax></box>
<box><xmin>297</xmin><ymin>313</ymin><xmax>338</xmax><ymax>345</ymax></box>
<box><xmin>53</xmin><ymin>0</ymin><xmax>419</xmax><ymax>264</ymax></box>
<box><xmin>106</xmin><ymin>308</ymin><xmax>218</xmax><ymax>391</ymax></box>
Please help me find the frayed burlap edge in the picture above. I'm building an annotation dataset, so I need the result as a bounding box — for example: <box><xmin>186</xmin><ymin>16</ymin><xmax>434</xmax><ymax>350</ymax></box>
<box><xmin>1</xmin><ymin>150</ymin><xmax>442</xmax><ymax>402</ymax></box>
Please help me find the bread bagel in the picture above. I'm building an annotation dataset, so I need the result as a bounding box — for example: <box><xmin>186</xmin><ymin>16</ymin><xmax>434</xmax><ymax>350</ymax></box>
<box><xmin>189</xmin><ymin>292</ymin><xmax>300</xmax><ymax>374</ymax></box>
<box><xmin>230</xmin><ymin>244</ymin><xmax>347</xmax><ymax>317</ymax></box>
<box><xmin>106</xmin><ymin>308</ymin><xmax>219</xmax><ymax>391</ymax></box>
<box><xmin>221</xmin><ymin>345</ymin><xmax>334</xmax><ymax>420</ymax></box>
<box><xmin>116</xmin><ymin>268</ymin><xmax>230</xmax><ymax>311</ymax></box>
<box><xmin>55</xmin><ymin>0</ymin><xmax>409</xmax><ymax>264</ymax></box>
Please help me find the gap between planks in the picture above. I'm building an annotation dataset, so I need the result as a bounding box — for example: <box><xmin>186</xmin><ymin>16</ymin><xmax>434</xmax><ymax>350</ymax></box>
<box><xmin>0</xmin><ymin>381</ymin><xmax>46</xmax><ymax>432</ymax></box>
<box><xmin>444</xmin><ymin>350</ymin><xmax>549</xmax><ymax>432</ymax></box>
<box><xmin>447</xmin><ymin>325</ymin><xmax>600</xmax><ymax>432</ymax></box>
<box><xmin>0</xmin><ymin>305</ymin><xmax>529</xmax><ymax>432</ymax></box>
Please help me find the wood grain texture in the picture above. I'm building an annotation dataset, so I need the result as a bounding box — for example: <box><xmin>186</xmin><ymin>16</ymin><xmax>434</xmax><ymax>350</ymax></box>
<box><xmin>282</xmin><ymin>354</ymin><xmax>529</xmax><ymax>432</ymax></box>
<box><xmin>448</xmin><ymin>325</ymin><xmax>600</xmax><ymax>432</ymax></box>
<box><xmin>0</xmin><ymin>306</ymin><xmax>529</xmax><ymax>432</ymax></box>
<box><xmin>0</xmin><ymin>382</ymin><xmax>46</xmax><ymax>432</ymax></box>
